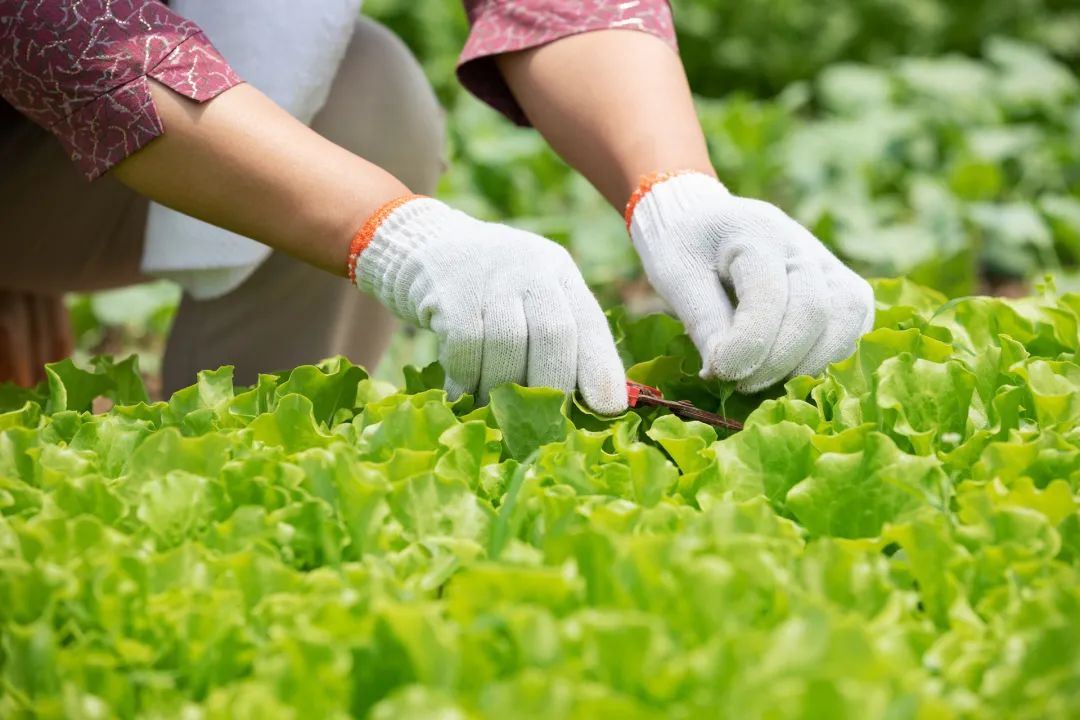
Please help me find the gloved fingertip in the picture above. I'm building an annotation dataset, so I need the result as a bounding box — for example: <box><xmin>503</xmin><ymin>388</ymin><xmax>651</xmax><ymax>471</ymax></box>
<box><xmin>580</xmin><ymin>377</ymin><xmax>629</xmax><ymax>416</ymax></box>
<box><xmin>692</xmin><ymin>332</ymin><xmax>726</xmax><ymax>381</ymax></box>
<box><xmin>588</xmin><ymin>396</ymin><xmax>630</xmax><ymax>417</ymax></box>
<box><xmin>788</xmin><ymin>355</ymin><xmax>829</xmax><ymax>382</ymax></box>
<box><xmin>703</xmin><ymin>340</ymin><xmax>764</xmax><ymax>384</ymax></box>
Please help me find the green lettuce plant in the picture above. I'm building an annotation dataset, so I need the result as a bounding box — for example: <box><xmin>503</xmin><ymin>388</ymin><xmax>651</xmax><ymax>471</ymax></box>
<box><xmin>2</xmin><ymin>279</ymin><xmax>1080</xmax><ymax>718</ymax></box>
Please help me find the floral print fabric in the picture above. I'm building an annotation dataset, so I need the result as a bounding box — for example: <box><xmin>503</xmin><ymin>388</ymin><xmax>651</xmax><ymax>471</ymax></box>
<box><xmin>0</xmin><ymin>0</ymin><xmax>240</xmax><ymax>179</ymax></box>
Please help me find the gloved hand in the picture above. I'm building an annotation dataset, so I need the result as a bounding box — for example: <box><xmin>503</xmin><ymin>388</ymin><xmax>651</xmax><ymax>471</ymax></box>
<box><xmin>626</xmin><ymin>172</ymin><xmax>874</xmax><ymax>393</ymax></box>
<box><xmin>349</xmin><ymin>196</ymin><xmax>627</xmax><ymax>414</ymax></box>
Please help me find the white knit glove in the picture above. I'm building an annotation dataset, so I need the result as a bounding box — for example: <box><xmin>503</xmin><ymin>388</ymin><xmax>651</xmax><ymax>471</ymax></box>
<box><xmin>627</xmin><ymin>172</ymin><xmax>874</xmax><ymax>393</ymax></box>
<box><xmin>351</xmin><ymin>197</ymin><xmax>627</xmax><ymax>414</ymax></box>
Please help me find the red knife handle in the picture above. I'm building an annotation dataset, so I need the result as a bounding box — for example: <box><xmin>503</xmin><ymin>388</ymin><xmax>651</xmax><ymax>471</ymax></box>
<box><xmin>626</xmin><ymin>380</ymin><xmax>662</xmax><ymax>408</ymax></box>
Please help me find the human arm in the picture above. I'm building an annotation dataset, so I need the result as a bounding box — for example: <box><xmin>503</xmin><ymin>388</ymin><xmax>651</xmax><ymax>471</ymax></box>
<box><xmin>1</xmin><ymin>0</ymin><xmax>399</xmax><ymax>274</ymax></box>
<box><xmin>112</xmin><ymin>80</ymin><xmax>406</xmax><ymax>275</ymax></box>
<box><xmin>496</xmin><ymin>29</ymin><xmax>712</xmax><ymax>209</ymax></box>
<box><xmin>491</xmin><ymin>28</ymin><xmax>875</xmax><ymax>391</ymax></box>
<box><xmin>113</xmin><ymin>84</ymin><xmax>625</xmax><ymax>411</ymax></box>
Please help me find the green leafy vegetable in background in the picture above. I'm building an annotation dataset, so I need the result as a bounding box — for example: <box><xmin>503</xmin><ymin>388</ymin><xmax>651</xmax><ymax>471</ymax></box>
<box><xmin>4</xmin><ymin>278</ymin><xmax>1080</xmax><ymax>718</ymax></box>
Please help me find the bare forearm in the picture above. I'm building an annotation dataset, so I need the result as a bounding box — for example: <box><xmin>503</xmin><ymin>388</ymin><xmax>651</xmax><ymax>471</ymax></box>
<box><xmin>111</xmin><ymin>81</ymin><xmax>410</xmax><ymax>276</ymax></box>
<box><xmin>496</xmin><ymin>30</ymin><xmax>714</xmax><ymax>209</ymax></box>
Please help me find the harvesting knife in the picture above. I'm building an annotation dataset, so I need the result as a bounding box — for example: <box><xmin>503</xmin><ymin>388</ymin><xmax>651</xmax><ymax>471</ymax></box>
<box><xmin>626</xmin><ymin>380</ymin><xmax>743</xmax><ymax>432</ymax></box>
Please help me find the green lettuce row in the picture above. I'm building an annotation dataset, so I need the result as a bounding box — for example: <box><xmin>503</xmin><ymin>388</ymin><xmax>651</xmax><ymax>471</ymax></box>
<box><xmin>2</xmin><ymin>279</ymin><xmax>1079</xmax><ymax>719</ymax></box>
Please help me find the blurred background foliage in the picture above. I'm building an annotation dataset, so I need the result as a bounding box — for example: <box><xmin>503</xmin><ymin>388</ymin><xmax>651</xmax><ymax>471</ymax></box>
<box><xmin>71</xmin><ymin>0</ymin><xmax>1080</xmax><ymax>386</ymax></box>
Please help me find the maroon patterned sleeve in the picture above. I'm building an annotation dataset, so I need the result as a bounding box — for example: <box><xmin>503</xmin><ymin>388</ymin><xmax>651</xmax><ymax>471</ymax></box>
<box><xmin>0</xmin><ymin>0</ymin><xmax>242</xmax><ymax>180</ymax></box>
<box><xmin>458</xmin><ymin>0</ymin><xmax>677</xmax><ymax>126</ymax></box>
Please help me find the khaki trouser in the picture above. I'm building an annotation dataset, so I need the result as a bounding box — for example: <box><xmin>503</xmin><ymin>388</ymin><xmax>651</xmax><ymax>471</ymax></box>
<box><xmin>0</xmin><ymin>17</ymin><xmax>444</xmax><ymax>394</ymax></box>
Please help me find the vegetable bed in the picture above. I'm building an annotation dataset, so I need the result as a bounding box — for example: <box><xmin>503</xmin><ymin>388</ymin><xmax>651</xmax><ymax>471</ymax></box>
<box><xmin>3</xmin><ymin>278</ymin><xmax>1080</xmax><ymax>719</ymax></box>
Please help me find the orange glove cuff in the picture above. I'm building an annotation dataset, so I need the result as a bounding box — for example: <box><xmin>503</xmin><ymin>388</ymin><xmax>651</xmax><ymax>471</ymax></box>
<box><xmin>623</xmin><ymin>170</ymin><xmax>697</xmax><ymax>231</ymax></box>
<box><xmin>346</xmin><ymin>194</ymin><xmax>425</xmax><ymax>283</ymax></box>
